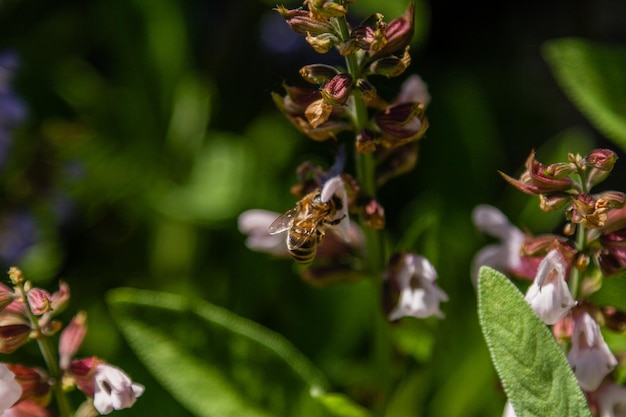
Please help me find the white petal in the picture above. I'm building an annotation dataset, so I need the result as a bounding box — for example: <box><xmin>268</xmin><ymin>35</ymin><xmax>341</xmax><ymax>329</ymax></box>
<box><xmin>568</xmin><ymin>313</ymin><xmax>617</xmax><ymax>391</ymax></box>
<box><xmin>524</xmin><ymin>250</ymin><xmax>576</xmax><ymax>325</ymax></box>
<box><xmin>0</xmin><ymin>364</ymin><xmax>21</xmax><ymax>413</ymax></box>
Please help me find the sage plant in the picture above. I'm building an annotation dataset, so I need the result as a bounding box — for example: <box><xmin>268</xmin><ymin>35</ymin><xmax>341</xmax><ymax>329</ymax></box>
<box><xmin>474</xmin><ymin>149</ymin><xmax>626</xmax><ymax>415</ymax></box>
<box><xmin>239</xmin><ymin>0</ymin><xmax>446</xmax><ymax>321</ymax></box>
<box><xmin>0</xmin><ymin>267</ymin><xmax>144</xmax><ymax>416</ymax></box>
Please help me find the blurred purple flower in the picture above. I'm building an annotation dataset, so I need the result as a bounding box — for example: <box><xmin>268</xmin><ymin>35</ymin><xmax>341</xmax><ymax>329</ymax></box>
<box><xmin>0</xmin><ymin>51</ymin><xmax>27</xmax><ymax>168</ymax></box>
<box><xmin>0</xmin><ymin>212</ymin><xmax>38</xmax><ymax>265</ymax></box>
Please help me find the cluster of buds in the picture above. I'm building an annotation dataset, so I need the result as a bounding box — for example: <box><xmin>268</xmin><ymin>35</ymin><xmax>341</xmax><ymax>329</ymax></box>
<box><xmin>0</xmin><ymin>267</ymin><xmax>143</xmax><ymax>416</ymax></box>
<box><xmin>240</xmin><ymin>0</ymin><xmax>447</xmax><ymax>322</ymax></box>
<box><xmin>474</xmin><ymin>148</ymin><xmax>626</xmax><ymax>415</ymax></box>
<box><xmin>274</xmin><ymin>1</ymin><xmax>429</xmax><ymax>154</ymax></box>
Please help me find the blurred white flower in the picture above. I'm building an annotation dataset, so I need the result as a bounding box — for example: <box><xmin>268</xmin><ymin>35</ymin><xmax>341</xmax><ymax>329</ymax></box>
<box><xmin>0</xmin><ymin>363</ymin><xmax>21</xmax><ymax>413</ymax></box>
<box><xmin>568</xmin><ymin>311</ymin><xmax>617</xmax><ymax>392</ymax></box>
<box><xmin>524</xmin><ymin>250</ymin><xmax>576</xmax><ymax>325</ymax></box>
<box><xmin>237</xmin><ymin>209</ymin><xmax>289</xmax><ymax>256</ymax></box>
<box><xmin>93</xmin><ymin>364</ymin><xmax>144</xmax><ymax>415</ymax></box>
<box><xmin>386</xmin><ymin>253</ymin><xmax>448</xmax><ymax>320</ymax></box>
<box><xmin>597</xmin><ymin>381</ymin><xmax>626</xmax><ymax>417</ymax></box>
<box><xmin>471</xmin><ymin>205</ymin><xmax>526</xmax><ymax>283</ymax></box>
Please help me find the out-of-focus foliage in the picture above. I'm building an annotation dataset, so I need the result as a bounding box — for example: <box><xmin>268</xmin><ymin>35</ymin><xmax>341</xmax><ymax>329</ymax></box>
<box><xmin>1</xmin><ymin>0</ymin><xmax>625</xmax><ymax>416</ymax></box>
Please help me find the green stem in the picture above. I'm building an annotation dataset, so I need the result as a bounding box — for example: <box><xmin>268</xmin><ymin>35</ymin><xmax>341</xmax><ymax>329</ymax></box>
<box><xmin>569</xmin><ymin>166</ymin><xmax>590</xmax><ymax>299</ymax></box>
<box><xmin>337</xmin><ymin>15</ymin><xmax>390</xmax><ymax>411</ymax></box>
<box><xmin>17</xmin><ymin>285</ymin><xmax>73</xmax><ymax>417</ymax></box>
<box><xmin>337</xmin><ymin>15</ymin><xmax>386</xmax><ymax>275</ymax></box>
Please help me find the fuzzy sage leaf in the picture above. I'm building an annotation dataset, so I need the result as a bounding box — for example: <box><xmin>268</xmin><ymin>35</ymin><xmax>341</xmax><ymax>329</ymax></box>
<box><xmin>107</xmin><ymin>288</ymin><xmax>369</xmax><ymax>417</ymax></box>
<box><xmin>477</xmin><ymin>267</ymin><xmax>592</xmax><ymax>417</ymax></box>
<box><xmin>542</xmin><ymin>38</ymin><xmax>626</xmax><ymax>151</ymax></box>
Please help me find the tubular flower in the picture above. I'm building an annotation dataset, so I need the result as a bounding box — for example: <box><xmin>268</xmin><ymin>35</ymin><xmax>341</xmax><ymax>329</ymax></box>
<box><xmin>92</xmin><ymin>364</ymin><xmax>145</xmax><ymax>415</ymax></box>
<box><xmin>524</xmin><ymin>249</ymin><xmax>576</xmax><ymax>325</ymax></box>
<box><xmin>471</xmin><ymin>205</ymin><xmax>535</xmax><ymax>283</ymax></box>
<box><xmin>237</xmin><ymin>209</ymin><xmax>290</xmax><ymax>257</ymax></box>
<box><xmin>384</xmin><ymin>252</ymin><xmax>448</xmax><ymax>321</ymax></box>
<box><xmin>568</xmin><ymin>311</ymin><xmax>617</xmax><ymax>392</ymax></box>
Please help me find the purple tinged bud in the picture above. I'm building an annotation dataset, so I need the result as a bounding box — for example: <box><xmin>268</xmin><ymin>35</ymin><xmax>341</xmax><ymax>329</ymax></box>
<box><xmin>585</xmin><ymin>149</ymin><xmax>617</xmax><ymax>171</ymax></box>
<box><xmin>368</xmin><ymin>46</ymin><xmax>412</xmax><ymax>78</ymax></box>
<box><xmin>27</xmin><ymin>288</ymin><xmax>52</xmax><ymax>316</ymax></box>
<box><xmin>0</xmin><ymin>315</ymin><xmax>31</xmax><ymax>354</ymax></box>
<box><xmin>321</xmin><ymin>73</ymin><xmax>353</xmax><ymax>106</ymax></box>
<box><xmin>370</xmin><ymin>2</ymin><xmax>415</xmax><ymax>60</ymax></box>
<box><xmin>274</xmin><ymin>6</ymin><xmax>334</xmax><ymax>36</ymax></box>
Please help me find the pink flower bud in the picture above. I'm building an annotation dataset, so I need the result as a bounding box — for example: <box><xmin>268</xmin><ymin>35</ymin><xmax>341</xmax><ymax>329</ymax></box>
<box><xmin>26</xmin><ymin>289</ymin><xmax>51</xmax><ymax>316</ymax></box>
<box><xmin>59</xmin><ymin>312</ymin><xmax>88</xmax><ymax>370</ymax></box>
<box><xmin>370</xmin><ymin>2</ymin><xmax>415</xmax><ymax>60</ymax></box>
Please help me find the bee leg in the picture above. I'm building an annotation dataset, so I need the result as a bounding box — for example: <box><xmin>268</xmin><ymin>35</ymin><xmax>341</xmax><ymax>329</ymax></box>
<box><xmin>325</xmin><ymin>214</ymin><xmax>346</xmax><ymax>226</ymax></box>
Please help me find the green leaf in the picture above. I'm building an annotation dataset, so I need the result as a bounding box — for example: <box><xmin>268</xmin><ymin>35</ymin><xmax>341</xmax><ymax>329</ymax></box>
<box><xmin>543</xmin><ymin>38</ymin><xmax>626</xmax><ymax>150</ymax></box>
<box><xmin>107</xmin><ymin>288</ymin><xmax>358</xmax><ymax>417</ymax></box>
<box><xmin>313</xmin><ymin>393</ymin><xmax>371</xmax><ymax>417</ymax></box>
<box><xmin>477</xmin><ymin>267</ymin><xmax>591</xmax><ymax>417</ymax></box>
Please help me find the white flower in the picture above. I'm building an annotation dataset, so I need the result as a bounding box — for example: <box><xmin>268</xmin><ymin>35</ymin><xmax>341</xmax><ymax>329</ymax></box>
<box><xmin>568</xmin><ymin>311</ymin><xmax>617</xmax><ymax>392</ymax></box>
<box><xmin>320</xmin><ymin>175</ymin><xmax>350</xmax><ymax>242</ymax></box>
<box><xmin>0</xmin><ymin>363</ymin><xmax>21</xmax><ymax>413</ymax></box>
<box><xmin>471</xmin><ymin>205</ymin><xmax>526</xmax><ymax>284</ymax></box>
<box><xmin>237</xmin><ymin>209</ymin><xmax>289</xmax><ymax>256</ymax></box>
<box><xmin>387</xmin><ymin>253</ymin><xmax>448</xmax><ymax>321</ymax></box>
<box><xmin>502</xmin><ymin>401</ymin><xmax>517</xmax><ymax>417</ymax></box>
<box><xmin>524</xmin><ymin>249</ymin><xmax>576</xmax><ymax>325</ymax></box>
<box><xmin>597</xmin><ymin>381</ymin><xmax>626</xmax><ymax>417</ymax></box>
<box><xmin>93</xmin><ymin>364</ymin><xmax>144</xmax><ymax>415</ymax></box>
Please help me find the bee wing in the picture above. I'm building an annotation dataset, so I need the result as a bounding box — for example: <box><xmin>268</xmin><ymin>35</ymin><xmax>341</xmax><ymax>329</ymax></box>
<box><xmin>287</xmin><ymin>221</ymin><xmax>321</xmax><ymax>250</ymax></box>
<box><xmin>268</xmin><ymin>207</ymin><xmax>298</xmax><ymax>235</ymax></box>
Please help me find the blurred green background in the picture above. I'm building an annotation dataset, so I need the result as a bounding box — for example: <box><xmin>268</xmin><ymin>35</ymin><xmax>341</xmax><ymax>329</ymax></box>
<box><xmin>1</xmin><ymin>0</ymin><xmax>625</xmax><ymax>415</ymax></box>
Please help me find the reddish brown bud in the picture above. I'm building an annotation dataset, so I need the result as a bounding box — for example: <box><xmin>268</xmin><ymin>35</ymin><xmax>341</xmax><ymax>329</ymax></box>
<box><xmin>7</xmin><ymin>364</ymin><xmax>51</xmax><ymax>407</ymax></box>
<box><xmin>368</xmin><ymin>46</ymin><xmax>411</xmax><ymax>78</ymax></box>
<box><xmin>351</xmin><ymin>13</ymin><xmax>387</xmax><ymax>52</ymax></box>
<box><xmin>321</xmin><ymin>73</ymin><xmax>353</xmax><ymax>106</ymax></box>
<box><xmin>362</xmin><ymin>197</ymin><xmax>385</xmax><ymax>229</ymax></box>
<box><xmin>375</xmin><ymin>102</ymin><xmax>428</xmax><ymax>147</ymax></box>
<box><xmin>0</xmin><ymin>315</ymin><xmax>31</xmax><ymax>353</ymax></box>
<box><xmin>370</xmin><ymin>2</ymin><xmax>415</xmax><ymax>60</ymax></box>
<box><xmin>500</xmin><ymin>150</ymin><xmax>576</xmax><ymax>196</ymax></box>
<box><xmin>585</xmin><ymin>149</ymin><xmax>617</xmax><ymax>171</ymax></box>
<box><xmin>275</xmin><ymin>6</ymin><xmax>334</xmax><ymax>35</ymax></box>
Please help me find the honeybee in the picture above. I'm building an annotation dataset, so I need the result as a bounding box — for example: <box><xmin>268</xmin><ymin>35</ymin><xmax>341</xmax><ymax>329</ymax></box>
<box><xmin>269</xmin><ymin>189</ymin><xmax>345</xmax><ymax>264</ymax></box>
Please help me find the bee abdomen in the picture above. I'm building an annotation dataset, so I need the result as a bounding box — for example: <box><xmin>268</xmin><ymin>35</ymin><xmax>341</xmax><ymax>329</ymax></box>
<box><xmin>289</xmin><ymin>239</ymin><xmax>317</xmax><ymax>264</ymax></box>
